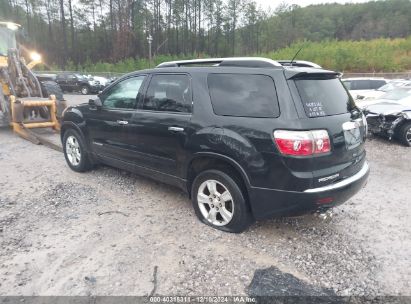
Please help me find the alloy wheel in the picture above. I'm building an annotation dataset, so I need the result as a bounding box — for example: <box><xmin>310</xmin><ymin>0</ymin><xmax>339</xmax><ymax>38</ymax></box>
<box><xmin>197</xmin><ymin>179</ymin><xmax>234</xmax><ymax>226</ymax></box>
<box><xmin>406</xmin><ymin>127</ymin><xmax>411</xmax><ymax>144</ymax></box>
<box><xmin>66</xmin><ymin>135</ymin><xmax>81</xmax><ymax>166</ymax></box>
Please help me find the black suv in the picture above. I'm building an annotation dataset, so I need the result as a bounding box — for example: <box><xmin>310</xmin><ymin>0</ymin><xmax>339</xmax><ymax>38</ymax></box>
<box><xmin>56</xmin><ymin>72</ymin><xmax>104</xmax><ymax>95</ymax></box>
<box><xmin>61</xmin><ymin>58</ymin><xmax>369</xmax><ymax>232</ymax></box>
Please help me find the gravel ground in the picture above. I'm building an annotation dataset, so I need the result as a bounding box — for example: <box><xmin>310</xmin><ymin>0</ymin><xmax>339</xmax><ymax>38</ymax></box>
<box><xmin>0</xmin><ymin>99</ymin><xmax>410</xmax><ymax>296</ymax></box>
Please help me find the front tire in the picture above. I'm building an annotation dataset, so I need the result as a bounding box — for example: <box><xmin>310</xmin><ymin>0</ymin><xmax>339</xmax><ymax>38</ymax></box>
<box><xmin>397</xmin><ymin>121</ymin><xmax>411</xmax><ymax>147</ymax></box>
<box><xmin>191</xmin><ymin>170</ymin><xmax>253</xmax><ymax>233</ymax></box>
<box><xmin>80</xmin><ymin>85</ymin><xmax>90</xmax><ymax>95</ymax></box>
<box><xmin>63</xmin><ymin>129</ymin><xmax>92</xmax><ymax>172</ymax></box>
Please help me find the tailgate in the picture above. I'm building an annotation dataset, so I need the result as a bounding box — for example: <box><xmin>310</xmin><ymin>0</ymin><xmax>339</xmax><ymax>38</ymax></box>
<box><xmin>284</xmin><ymin>73</ymin><xmax>367</xmax><ymax>188</ymax></box>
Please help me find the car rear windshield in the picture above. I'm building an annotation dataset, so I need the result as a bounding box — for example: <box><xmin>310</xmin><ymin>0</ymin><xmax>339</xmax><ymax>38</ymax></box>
<box><xmin>208</xmin><ymin>74</ymin><xmax>279</xmax><ymax>118</ymax></box>
<box><xmin>295</xmin><ymin>77</ymin><xmax>354</xmax><ymax>118</ymax></box>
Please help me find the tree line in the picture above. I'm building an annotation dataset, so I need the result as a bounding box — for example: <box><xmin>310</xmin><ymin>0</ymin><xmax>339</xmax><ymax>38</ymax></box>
<box><xmin>0</xmin><ymin>0</ymin><xmax>410</xmax><ymax>70</ymax></box>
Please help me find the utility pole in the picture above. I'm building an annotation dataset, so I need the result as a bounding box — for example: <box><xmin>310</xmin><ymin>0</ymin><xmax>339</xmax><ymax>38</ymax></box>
<box><xmin>147</xmin><ymin>34</ymin><xmax>153</xmax><ymax>67</ymax></box>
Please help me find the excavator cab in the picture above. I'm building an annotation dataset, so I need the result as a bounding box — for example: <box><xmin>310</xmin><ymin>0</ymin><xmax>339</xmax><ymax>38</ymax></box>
<box><xmin>0</xmin><ymin>22</ymin><xmax>19</xmax><ymax>117</ymax></box>
<box><xmin>0</xmin><ymin>21</ymin><xmax>66</xmax><ymax>147</ymax></box>
<box><xmin>0</xmin><ymin>22</ymin><xmax>17</xmax><ymax>59</ymax></box>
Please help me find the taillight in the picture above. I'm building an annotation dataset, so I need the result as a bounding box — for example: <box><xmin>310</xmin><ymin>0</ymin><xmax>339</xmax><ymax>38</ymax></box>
<box><xmin>273</xmin><ymin>130</ymin><xmax>331</xmax><ymax>156</ymax></box>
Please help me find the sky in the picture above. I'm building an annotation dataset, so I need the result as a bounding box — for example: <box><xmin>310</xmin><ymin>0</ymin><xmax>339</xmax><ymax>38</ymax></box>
<box><xmin>254</xmin><ymin>0</ymin><xmax>372</xmax><ymax>11</ymax></box>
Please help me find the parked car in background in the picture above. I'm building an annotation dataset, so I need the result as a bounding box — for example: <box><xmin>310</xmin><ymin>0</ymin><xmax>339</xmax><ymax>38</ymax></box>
<box><xmin>364</xmin><ymin>92</ymin><xmax>411</xmax><ymax>146</ymax></box>
<box><xmin>355</xmin><ymin>80</ymin><xmax>411</xmax><ymax>106</ymax></box>
<box><xmin>108</xmin><ymin>76</ymin><xmax>118</xmax><ymax>84</ymax></box>
<box><xmin>89</xmin><ymin>75</ymin><xmax>110</xmax><ymax>88</ymax></box>
<box><xmin>358</xmin><ymin>87</ymin><xmax>411</xmax><ymax>109</ymax></box>
<box><xmin>342</xmin><ymin>78</ymin><xmax>388</xmax><ymax>100</ymax></box>
<box><xmin>60</xmin><ymin>57</ymin><xmax>369</xmax><ymax>232</ymax></box>
<box><xmin>35</xmin><ymin>73</ymin><xmax>57</xmax><ymax>82</ymax></box>
<box><xmin>56</xmin><ymin>72</ymin><xmax>104</xmax><ymax>95</ymax></box>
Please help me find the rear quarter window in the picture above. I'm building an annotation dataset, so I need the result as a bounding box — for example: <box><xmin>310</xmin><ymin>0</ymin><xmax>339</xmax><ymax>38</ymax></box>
<box><xmin>295</xmin><ymin>78</ymin><xmax>354</xmax><ymax>118</ymax></box>
<box><xmin>207</xmin><ymin>74</ymin><xmax>280</xmax><ymax>118</ymax></box>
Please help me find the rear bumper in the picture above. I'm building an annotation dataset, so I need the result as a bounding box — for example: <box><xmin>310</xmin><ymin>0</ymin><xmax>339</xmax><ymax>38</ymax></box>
<box><xmin>249</xmin><ymin>162</ymin><xmax>370</xmax><ymax>219</ymax></box>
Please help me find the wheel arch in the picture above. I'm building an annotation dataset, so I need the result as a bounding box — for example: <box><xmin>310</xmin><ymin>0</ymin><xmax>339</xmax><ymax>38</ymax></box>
<box><xmin>60</xmin><ymin>121</ymin><xmax>87</xmax><ymax>146</ymax></box>
<box><xmin>186</xmin><ymin>152</ymin><xmax>251</xmax><ymax>198</ymax></box>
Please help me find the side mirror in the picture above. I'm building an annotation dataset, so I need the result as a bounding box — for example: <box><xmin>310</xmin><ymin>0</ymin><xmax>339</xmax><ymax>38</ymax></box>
<box><xmin>89</xmin><ymin>97</ymin><xmax>102</xmax><ymax>110</ymax></box>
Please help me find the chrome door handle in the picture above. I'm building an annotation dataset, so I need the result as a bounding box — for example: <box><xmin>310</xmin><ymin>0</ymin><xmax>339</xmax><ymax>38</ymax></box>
<box><xmin>168</xmin><ymin>126</ymin><xmax>184</xmax><ymax>132</ymax></box>
<box><xmin>117</xmin><ymin>120</ymin><xmax>129</xmax><ymax>125</ymax></box>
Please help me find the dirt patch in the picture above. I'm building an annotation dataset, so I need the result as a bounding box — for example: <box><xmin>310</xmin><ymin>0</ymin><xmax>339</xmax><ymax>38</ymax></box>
<box><xmin>0</xmin><ymin>129</ymin><xmax>410</xmax><ymax>296</ymax></box>
<box><xmin>248</xmin><ymin>266</ymin><xmax>335</xmax><ymax>296</ymax></box>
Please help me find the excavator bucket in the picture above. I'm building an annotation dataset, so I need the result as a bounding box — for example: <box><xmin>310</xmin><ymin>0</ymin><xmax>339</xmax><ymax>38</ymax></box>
<box><xmin>9</xmin><ymin>94</ymin><xmax>63</xmax><ymax>151</ymax></box>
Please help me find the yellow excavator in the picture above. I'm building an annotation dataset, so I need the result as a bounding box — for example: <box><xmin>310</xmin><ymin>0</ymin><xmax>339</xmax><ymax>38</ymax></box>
<box><xmin>0</xmin><ymin>21</ymin><xmax>66</xmax><ymax>148</ymax></box>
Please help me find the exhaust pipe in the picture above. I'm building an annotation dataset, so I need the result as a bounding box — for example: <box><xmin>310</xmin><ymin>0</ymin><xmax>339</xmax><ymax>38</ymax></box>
<box><xmin>316</xmin><ymin>209</ymin><xmax>333</xmax><ymax>220</ymax></box>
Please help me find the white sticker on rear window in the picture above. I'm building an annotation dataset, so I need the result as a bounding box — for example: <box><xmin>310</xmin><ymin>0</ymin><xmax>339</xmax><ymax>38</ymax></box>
<box><xmin>305</xmin><ymin>101</ymin><xmax>326</xmax><ymax>117</ymax></box>
<box><xmin>295</xmin><ymin>78</ymin><xmax>352</xmax><ymax>117</ymax></box>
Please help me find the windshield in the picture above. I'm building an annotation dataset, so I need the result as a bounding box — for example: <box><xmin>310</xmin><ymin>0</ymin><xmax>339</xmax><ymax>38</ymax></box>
<box><xmin>380</xmin><ymin>88</ymin><xmax>411</xmax><ymax>100</ymax></box>
<box><xmin>295</xmin><ymin>77</ymin><xmax>355</xmax><ymax>117</ymax></box>
<box><xmin>0</xmin><ymin>27</ymin><xmax>16</xmax><ymax>56</ymax></box>
<box><xmin>378</xmin><ymin>83</ymin><xmax>396</xmax><ymax>92</ymax></box>
<box><xmin>378</xmin><ymin>82</ymin><xmax>410</xmax><ymax>92</ymax></box>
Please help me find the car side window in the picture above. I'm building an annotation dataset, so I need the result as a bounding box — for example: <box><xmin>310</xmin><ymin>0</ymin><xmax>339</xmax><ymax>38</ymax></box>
<box><xmin>208</xmin><ymin>73</ymin><xmax>280</xmax><ymax>118</ymax></box>
<box><xmin>102</xmin><ymin>76</ymin><xmax>145</xmax><ymax>110</ymax></box>
<box><xmin>143</xmin><ymin>74</ymin><xmax>192</xmax><ymax>113</ymax></box>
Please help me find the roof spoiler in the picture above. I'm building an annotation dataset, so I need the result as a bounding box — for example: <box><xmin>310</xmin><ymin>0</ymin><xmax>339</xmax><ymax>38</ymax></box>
<box><xmin>286</xmin><ymin>70</ymin><xmax>341</xmax><ymax>80</ymax></box>
<box><xmin>277</xmin><ymin>60</ymin><xmax>322</xmax><ymax>69</ymax></box>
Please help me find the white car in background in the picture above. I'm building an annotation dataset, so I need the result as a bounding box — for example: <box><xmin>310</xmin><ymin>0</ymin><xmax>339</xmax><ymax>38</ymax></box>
<box><xmin>90</xmin><ymin>75</ymin><xmax>110</xmax><ymax>87</ymax></box>
<box><xmin>365</xmin><ymin>91</ymin><xmax>411</xmax><ymax>146</ymax></box>
<box><xmin>342</xmin><ymin>78</ymin><xmax>388</xmax><ymax>100</ymax></box>
<box><xmin>355</xmin><ymin>80</ymin><xmax>411</xmax><ymax>104</ymax></box>
<box><xmin>359</xmin><ymin>87</ymin><xmax>411</xmax><ymax>109</ymax></box>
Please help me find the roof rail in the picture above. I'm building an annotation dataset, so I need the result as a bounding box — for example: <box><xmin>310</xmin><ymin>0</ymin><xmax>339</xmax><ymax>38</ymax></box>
<box><xmin>156</xmin><ymin>57</ymin><xmax>283</xmax><ymax>68</ymax></box>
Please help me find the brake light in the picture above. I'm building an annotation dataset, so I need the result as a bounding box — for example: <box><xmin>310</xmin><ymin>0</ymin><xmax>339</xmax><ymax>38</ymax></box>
<box><xmin>317</xmin><ymin>197</ymin><xmax>334</xmax><ymax>204</ymax></box>
<box><xmin>273</xmin><ymin>130</ymin><xmax>331</xmax><ymax>156</ymax></box>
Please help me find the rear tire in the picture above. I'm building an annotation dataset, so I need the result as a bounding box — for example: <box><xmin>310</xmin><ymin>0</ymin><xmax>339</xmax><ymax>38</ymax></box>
<box><xmin>63</xmin><ymin>129</ymin><xmax>93</xmax><ymax>172</ymax></box>
<box><xmin>397</xmin><ymin>121</ymin><xmax>411</xmax><ymax>147</ymax></box>
<box><xmin>191</xmin><ymin>169</ymin><xmax>253</xmax><ymax>233</ymax></box>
